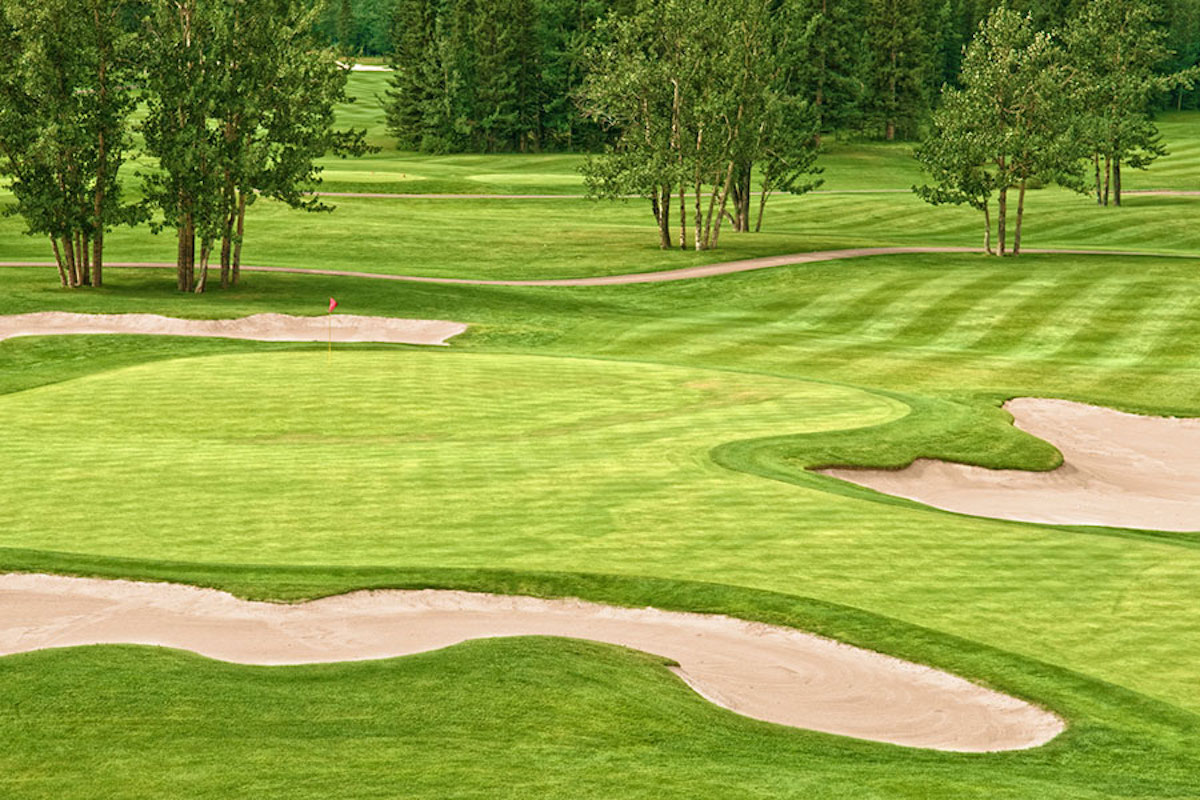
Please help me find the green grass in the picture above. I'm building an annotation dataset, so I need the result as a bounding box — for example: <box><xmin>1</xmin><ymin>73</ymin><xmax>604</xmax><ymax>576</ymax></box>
<box><xmin>2</xmin><ymin>189</ymin><xmax>1197</xmax><ymax>281</ymax></box>
<box><xmin>313</xmin><ymin>74</ymin><xmax>1200</xmax><ymax>196</ymax></box>
<box><xmin>0</xmin><ymin>350</ymin><xmax>904</xmax><ymax>565</ymax></box>
<box><xmin>3</xmin><ymin>72</ymin><xmax>1200</xmax><ymax>798</ymax></box>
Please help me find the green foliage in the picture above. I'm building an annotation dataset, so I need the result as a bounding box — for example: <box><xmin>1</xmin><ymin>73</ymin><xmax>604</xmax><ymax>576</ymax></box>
<box><xmin>385</xmin><ymin>0</ymin><xmax>613</xmax><ymax>153</ymax></box>
<box><xmin>1064</xmin><ymin>0</ymin><xmax>1198</xmax><ymax>205</ymax></box>
<box><xmin>580</xmin><ymin>0</ymin><xmax>822</xmax><ymax>249</ymax></box>
<box><xmin>139</xmin><ymin>0</ymin><xmax>371</xmax><ymax>292</ymax></box>
<box><xmin>915</xmin><ymin>5</ymin><xmax>1079</xmax><ymax>254</ymax></box>
<box><xmin>0</xmin><ymin>0</ymin><xmax>140</xmax><ymax>287</ymax></box>
<box><xmin>863</xmin><ymin>0</ymin><xmax>934</xmax><ymax>140</ymax></box>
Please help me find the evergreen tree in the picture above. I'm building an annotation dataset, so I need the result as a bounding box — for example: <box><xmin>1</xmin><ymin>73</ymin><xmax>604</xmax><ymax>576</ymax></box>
<box><xmin>863</xmin><ymin>0</ymin><xmax>933</xmax><ymax>140</ymax></box>
<box><xmin>1162</xmin><ymin>0</ymin><xmax>1200</xmax><ymax>109</ymax></box>
<box><xmin>337</xmin><ymin>0</ymin><xmax>355</xmax><ymax>55</ymax></box>
<box><xmin>385</xmin><ymin>0</ymin><xmax>436</xmax><ymax>150</ymax></box>
<box><xmin>793</xmin><ymin>0</ymin><xmax>868</xmax><ymax>138</ymax></box>
<box><xmin>471</xmin><ymin>0</ymin><xmax>540</xmax><ymax>151</ymax></box>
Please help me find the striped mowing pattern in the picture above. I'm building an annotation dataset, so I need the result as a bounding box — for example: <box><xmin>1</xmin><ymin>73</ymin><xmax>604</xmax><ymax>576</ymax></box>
<box><xmin>577</xmin><ymin>252</ymin><xmax>1200</xmax><ymax>413</ymax></box>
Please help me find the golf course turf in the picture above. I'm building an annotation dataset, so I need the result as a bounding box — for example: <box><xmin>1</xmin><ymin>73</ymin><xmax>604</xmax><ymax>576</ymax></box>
<box><xmin>1</xmin><ymin>71</ymin><xmax>1199</xmax><ymax>798</ymax></box>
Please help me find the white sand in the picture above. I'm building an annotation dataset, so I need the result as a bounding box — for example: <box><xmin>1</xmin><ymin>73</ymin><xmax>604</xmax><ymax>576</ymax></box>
<box><xmin>0</xmin><ymin>573</ymin><xmax>1062</xmax><ymax>752</ymax></box>
<box><xmin>820</xmin><ymin>397</ymin><xmax>1200</xmax><ymax>531</ymax></box>
<box><xmin>0</xmin><ymin>312</ymin><xmax>467</xmax><ymax>346</ymax></box>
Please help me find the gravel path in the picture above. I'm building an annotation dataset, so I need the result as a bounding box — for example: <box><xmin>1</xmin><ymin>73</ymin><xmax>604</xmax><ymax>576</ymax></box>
<box><xmin>1</xmin><ymin>246</ymin><xmax>1189</xmax><ymax>288</ymax></box>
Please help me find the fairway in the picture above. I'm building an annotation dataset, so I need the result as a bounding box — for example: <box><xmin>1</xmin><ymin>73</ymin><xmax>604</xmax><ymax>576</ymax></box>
<box><xmin>3</xmin><ymin>11</ymin><xmax>1200</xmax><ymax>796</ymax></box>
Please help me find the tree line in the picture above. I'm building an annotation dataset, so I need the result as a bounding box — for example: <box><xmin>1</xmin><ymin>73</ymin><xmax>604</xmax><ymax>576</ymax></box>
<box><xmin>915</xmin><ymin>0</ymin><xmax>1197</xmax><ymax>256</ymax></box>
<box><xmin>577</xmin><ymin>0</ymin><xmax>1195</xmax><ymax>253</ymax></box>
<box><xmin>378</xmin><ymin>0</ymin><xmax>1200</xmax><ymax>154</ymax></box>
<box><xmin>0</xmin><ymin>0</ymin><xmax>369</xmax><ymax>292</ymax></box>
<box><xmin>385</xmin><ymin>0</ymin><xmax>629</xmax><ymax>153</ymax></box>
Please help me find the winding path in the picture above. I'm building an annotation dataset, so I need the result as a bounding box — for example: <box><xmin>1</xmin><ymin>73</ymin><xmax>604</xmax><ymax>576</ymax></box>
<box><xmin>0</xmin><ymin>573</ymin><xmax>1063</xmax><ymax>752</ymax></box>
<box><xmin>308</xmin><ymin>188</ymin><xmax>1198</xmax><ymax>200</ymax></box>
<box><xmin>0</xmin><ymin>246</ymin><xmax>1190</xmax><ymax>288</ymax></box>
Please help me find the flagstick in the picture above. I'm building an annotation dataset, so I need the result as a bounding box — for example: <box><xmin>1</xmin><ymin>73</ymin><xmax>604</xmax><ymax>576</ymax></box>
<box><xmin>327</xmin><ymin>312</ymin><xmax>332</xmax><ymax>364</ymax></box>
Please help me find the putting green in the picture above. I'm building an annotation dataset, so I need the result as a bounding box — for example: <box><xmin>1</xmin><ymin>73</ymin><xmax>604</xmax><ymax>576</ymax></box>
<box><xmin>0</xmin><ymin>350</ymin><xmax>906</xmax><ymax>565</ymax></box>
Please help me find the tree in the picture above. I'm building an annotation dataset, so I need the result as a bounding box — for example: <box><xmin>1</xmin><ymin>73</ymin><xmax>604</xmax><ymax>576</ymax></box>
<box><xmin>385</xmin><ymin>0</ymin><xmax>436</xmax><ymax>150</ymax></box>
<box><xmin>1064</xmin><ymin>0</ymin><xmax>1197</xmax><ymax>206</ymax></box>
<box><xmin>0</xmin><ymin>0</ymin><xmax>139</xmax><ymax>288</ymax></box>
<box><xmin>914</xmin><ymin>90</ymin><xmax>999</xmax><ymax>253</ymax></box>
<box><xmin>914</xmin><ymin>5</ymin><xmax>1077</xmax><ymax>255</ymax></box>
<box><xmin>792</xmin><ymin>0</ymin><xmax>868</xmax><ymax>140</ymax></box>
<box><xmin>141</xmin><ymin>0</ymin><xmax>371</xmax><ymax>293</ymax></box>
<box><xmin>218</xmin><ymin>0</ymin><xmax>373</xmax><ymax>289</ymax></box>
<box><xmin>1161</xmin><ymin>0</ymin><xmax>1200</xmax><ymax>110</ymax></box>
<box><xmin>337</xmin><ymin>0</ymin><xmax>356</xmax><ymax>55</ymax></box>
<box><xmin>579</xmin><ymin>0</ymin><xmax>821</xmax><ymax>251</ymax></box>
<box><xmin>471</xmin><ymin>0</ymin><xmax>541</xmax><ymax>151</ymax></box>
<box><xmin>863</xmin><ymin>0</ymin><xmax>934</xmax><ymax>140</ymax></box>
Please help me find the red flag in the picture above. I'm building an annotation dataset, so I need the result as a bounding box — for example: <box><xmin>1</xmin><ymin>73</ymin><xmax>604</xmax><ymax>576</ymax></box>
<box><xmin>328</xmin><ymin>297</ymin><xmax>338</xmax><ymax>313</ymax></box>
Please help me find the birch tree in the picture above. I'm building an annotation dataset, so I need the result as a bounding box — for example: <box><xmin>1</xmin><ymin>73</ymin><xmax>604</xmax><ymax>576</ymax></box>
<box><xmin>0</xmin><ymin>0</ymin><xmax>139</xmax><ymax>288</ymax></box>
<box><xmin>1064</xmin><ymin>0</ymin><xmax>1197</xmax><ymax>206</ymax></box>
<box><xmin>915</xmin><ymin>6</ymin><xmax>1076</xmax><ymax>255</ymax></box>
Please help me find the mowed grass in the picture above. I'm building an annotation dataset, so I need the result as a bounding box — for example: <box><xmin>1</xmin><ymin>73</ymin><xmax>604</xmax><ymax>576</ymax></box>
<box><xmin>2</xmin><ymin>71</ymin><xmax>1200</xmax><ymax>798</ymax></box>
<box><xmin>0</xmin><ymin>350</ymin><xmax>905</xmax><ymax>564</ymax></box>
<box><xmin>3</xmin><ymin>250</ymin><xmax>1200</xmax><ymax>725</ymax></box>
<box><xmin>4</xmin><ymin>255</ymin><xmax>1200</xmax><ymax>795</ymax></box>
<box><xmin>317</xmin><ymin>73</ymin><xmax>1199</xmax><ymax>195</ymax></box>
<box><xmin>2</xmin><ymin>639</ymin><xmax>1197</xmax><ymax>800</ymax></box>
<box><xmin>2</xmin><ymin>189</ymin><xmax>1197</xmax><ymax>280</ymax></box>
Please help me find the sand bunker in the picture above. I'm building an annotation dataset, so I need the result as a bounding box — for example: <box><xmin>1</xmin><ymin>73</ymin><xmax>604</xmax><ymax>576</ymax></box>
<box><xmin>0</xmin><ymin>312</ymin><xmax>467</xmax><ymax>346</ymax></box>
<box><xmin>0</xmin><ymin>573</ymin><xmax>1061</xmax><ymax>752</ymax></box>
<box><xmin>821</xmin><ymin>398</ymin><xmax>1200</xmax><ymax>531</ymax></box>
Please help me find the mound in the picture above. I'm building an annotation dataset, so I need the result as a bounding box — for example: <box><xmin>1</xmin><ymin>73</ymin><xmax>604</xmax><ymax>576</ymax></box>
<box><xmin>820</xmin><ymin>398</ymin><xmax>1200</xmax><ymax>531</ymax></box>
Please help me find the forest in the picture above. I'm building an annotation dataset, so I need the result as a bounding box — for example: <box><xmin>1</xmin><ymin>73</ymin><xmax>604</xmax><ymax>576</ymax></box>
<box><xmin>332</xmin><ymin>0</ymin><xmax>1200</xmax><ymax>154</ymax></box>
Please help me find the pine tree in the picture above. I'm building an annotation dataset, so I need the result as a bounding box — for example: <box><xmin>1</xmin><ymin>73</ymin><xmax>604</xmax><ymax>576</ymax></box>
<box><xmin>386</xmin><ymin>0</ymin><xmax>435</xmax><ymax>150</ymax></box>
<box><xmin>794</xmin><ymin>0</ymin><xmax>868</xmax><ymax>138</ymax></box>
<box><xmin>863</xmin><ymin>0</ymin><xmax>933</xmax><ymax>140</ymax></box>
<box><xmin>337</xmin><ymin>0</ymin><xmax>356</xmax><ymax>55</ymax></box>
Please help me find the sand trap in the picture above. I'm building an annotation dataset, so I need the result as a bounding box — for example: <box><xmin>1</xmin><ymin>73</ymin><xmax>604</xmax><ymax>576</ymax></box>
<box><xmin>0</xmin><ymin>312</ymin><xmax>467</xmax><ymax>346</ymax></box>
<box><xmin>0</xmin><ymin>573</ymin><xmax>1062</xmax><ymax>752</ymax></box>
<box><xmin>821</xmin><ymin>398</ymin><xmax>1200</xmax><ymax>531</ymax></box>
